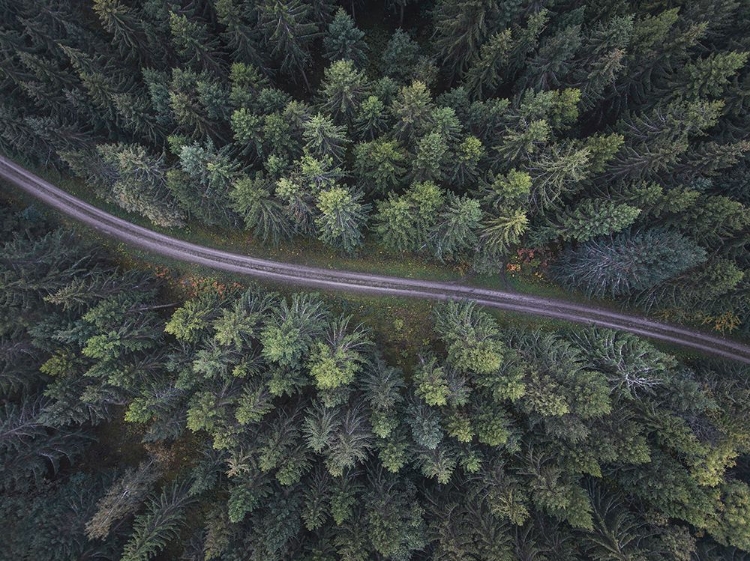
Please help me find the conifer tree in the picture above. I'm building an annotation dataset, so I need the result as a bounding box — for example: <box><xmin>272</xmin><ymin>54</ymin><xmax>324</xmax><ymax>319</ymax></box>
<box><xmin>303</xmin><ymin>113</ymin><xmax>350</xmax><ymax>164</ymax></box>
<box><xmin>550</xmin><ymin>199</ymin><xmax>641</xmax><ymax>243</ymax></box>
<box><xmin>323</xmin><ymin>8</ymin><xmax>368</xmax><ymax>68</ymax></box>
<box><xmin>214</xmin><ymin>0</ymin><xmax>268</xmax><ymax>72</ymax></box>
<box><xmin>169</xmin><ymin>10</ymin><xmax>225</xmax><ymax>76</ymax></box>
<box><xmin>410</xmin><ymin>131</ymin><xmax>448</xmax><ymax>183</ymax></box>
<box><xmin>230</xmin><ymin>174</ymin><xmax>293</xmax><ymax>245</ymax></box>
<box><xmin>429</xmin><ymin>193</ymin><xmax>482</xmax><ymax>262</ymax></box>
<box><xmin>381</xmin><ymin>29</ymin><xmax>421</xmax><ymax>84</ymax></box>
<box><xmin>552</xmin><ymin>229</ymin><xmax>707</xmax><ymax>298</ymax></box>
<box><xmin>167</xmin><ymin>140</ymin><xmax>239</xmax><ymax>226</ymax></box>
<box><xmin>120</xmin><ymin>480</ymin><xmax>195</xmax><ymax>561</ymax></box>
<box><xmin>374</xmin><ymin>196</ymin><xmax>417</xmax><ymax>253</ymax></box>
<box><xmin>431</xmin><ymin>0</ymin><xmax>498</xmax><ymax>79</ymax></box>
<box><xmin>353</xmin><ymin>138</ymin><xmax>407</xmax><ymax>195</ymax></box>
<box><xmin>353</xmin><ymin>95</ymin><xmax>390</xmax><ymax>140</ymax></box>
<box><xmin>315</xmin><ymin>186</ymin><xmax>369</xmax><ymax>253</ymax></box>
<box><xmin>390</xmin><ymin>81</ymin><xmax>435</xmax><ymax>144</ymax></box>
<box><xmin>258</xmin><ymin>0</ymin><xmax>319</xmax><ymax>89</ymax></box>
<box><xmin>318</xmin><ymin>60</ymin><xmax>369</xmax><ymax>125</ymax></box>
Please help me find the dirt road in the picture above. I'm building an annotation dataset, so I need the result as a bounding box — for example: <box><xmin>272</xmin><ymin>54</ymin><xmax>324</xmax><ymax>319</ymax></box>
<box><xmin>2</xmin><ymin>155</ymin><xmax>749</xmax><ymax>364</ymax></box>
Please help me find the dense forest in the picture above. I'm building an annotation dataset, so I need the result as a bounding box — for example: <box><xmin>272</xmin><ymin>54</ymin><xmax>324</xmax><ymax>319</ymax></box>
<box><xmin>1</xmin><ymin>0</ymin><xmax>750</xmax><ymax>333</ymax></box>
<box><xmin>3</xmin><ymin>0</ymin><xmax>750</xmax><ymax>560</ymax></box>
<box><xmin>1</xmin><ymin>194</ymin><xmax>750</xmax><ymax>560</ymax></box>
<box><xmin>3</xmin><ymin>196</ymin><xmax>750</xmax><ymax>560</ymax></box>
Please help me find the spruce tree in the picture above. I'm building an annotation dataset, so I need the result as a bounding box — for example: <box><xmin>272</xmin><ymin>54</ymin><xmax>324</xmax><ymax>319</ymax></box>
<box><xmin>323</xmin><ymin>8</ymin><xmax>368</xmax><ymax>68</ymax></box>
<box><xmin>552</xmin><ymin>229</ymin><xmax>707</xmax><ymax>298</ymax></box>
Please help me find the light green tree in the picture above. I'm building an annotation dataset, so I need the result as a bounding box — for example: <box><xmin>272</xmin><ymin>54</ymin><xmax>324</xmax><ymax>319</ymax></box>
<box><xmin>315</xmin><ymin>187</ymin><xmax>369</xmax><ymax>253</ymax></box>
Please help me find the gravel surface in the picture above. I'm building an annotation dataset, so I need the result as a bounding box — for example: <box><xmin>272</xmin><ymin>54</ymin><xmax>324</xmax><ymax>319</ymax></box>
<box><xmin>3</xmin><ymin>154</ymin><xmax>749</xmax><ymax>364</ymax></box>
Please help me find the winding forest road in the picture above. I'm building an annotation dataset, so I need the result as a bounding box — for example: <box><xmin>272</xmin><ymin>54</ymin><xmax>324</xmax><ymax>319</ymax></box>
<box><xmin>2</xmin><ymin>155</ymin><xmax>750</xmax><ymax>364</ymax></box>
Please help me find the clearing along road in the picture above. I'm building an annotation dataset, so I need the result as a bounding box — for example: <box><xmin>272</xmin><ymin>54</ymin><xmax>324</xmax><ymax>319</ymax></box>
<box><xmin>2</xmin><ymin>154</ymin><xmax>750</xmax><ymax>364</ymax></box>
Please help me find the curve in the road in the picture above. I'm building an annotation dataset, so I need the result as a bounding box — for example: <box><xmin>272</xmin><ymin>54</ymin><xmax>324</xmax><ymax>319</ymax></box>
<box><xmin>2</xmin><ymin>154</ymin><xmax>750</xmax><ymax>364</ymax></box>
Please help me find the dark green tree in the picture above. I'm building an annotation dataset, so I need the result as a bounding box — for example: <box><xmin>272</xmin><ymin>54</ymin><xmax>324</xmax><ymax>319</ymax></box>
<box><xmin>323</xmin><ymin>8</ymin><xmax>368</xmax><ymax>68</ymax></box>
<box><xmin>390</xmin><ymin>81</ymin><xmax>435</xmax><ymax>143</ymax></box>
<box><xmin>167</xmin><ymin>139</ymin><xmax>239</xmax><ymax>227</ymax></box>
<box><xmin>381</xmin><ymin>29</ymin><xmax>421</xmax><ymax>84</ymax></box>
<box><xmin>428</xmin><ymin>193</ymin><xmax>482</xmax><ymax>262</ymax></box>
<box><xmin>552</xmin><ymin>229</ymin><xmax>707</xmax><ymax>298</ymax></box>
<box><xmin>433</xmin><ymin>300</ymin><xmax>506</xmax><ymax>376</ymax></box>
<box><xmin>169</xmin><ymin>10</ymin><xmax>225</xmax><ymax>75</ymax></box>
<box><xmin>214</xmin><ymin>0</ymin><xmax>268</xmax><ymax>72</ymax></box>
<box><xmin>120</xmin><ymin>480</ymin><xmax>195</xmax><ymax>561</ymax></box>
<box><xmin>258</xmin><ymin>0</ymin><xmax>319</xmax><ymax>89</ymax></box>
<box><xmin>431</xmin><ymin>0</ymin><xmax>498</xmax><ymax>78</ymax></box>
<box><xmin>353</xmin><ymin>95</ymin><xmax>390</xmax><ymax>140</ymax></box>
<box><xmin>354</xmin><ymin>138</ymin><xmax>407</xmax><ymax>196</ymax></box>
<box><xmin>85</xmin><ymin>460</ymin><xmax>161</xmax><ymax>540</ymax></box>
<box><xmin>410</xmin><ymin>132</ymin><xmax>448</xmax><ymax>183</ymax></box>
<box><xmin>230</xmin><ymin>174</ymin><xmax>293</xmax><ymax>245</ymax></box>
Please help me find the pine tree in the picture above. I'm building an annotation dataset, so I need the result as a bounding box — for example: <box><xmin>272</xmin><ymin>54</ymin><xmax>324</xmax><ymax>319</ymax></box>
<box><xmin>390</xmin><ymin>81</ymin><xmax>435</xmax><ymax>144</ymax></box>
<box><xmin>476</xmin><ymin>209</ymin><xmax>528</xmax><ymax>269</ymax></box>
<box><xmin>550</xmin><ymin>199</ymin><xmax>641</xmax><ymax>243</ymax></box>
<box><xmin>0</xmin><ymin>398</ymin><xmax>93</xmax><ymax>492</ymax></box>
<box><xmin>260</xmin><ymin>293</ymin><xmax>328</xmax><ymax>371</ymax></box>
<box><xmin>2</xmin><ymin>471</ymin><xmax>120</xmax><ymax>561</ymax></box>
<box><xmin>410</xmin><ymin>131</ymin><xmax>448</xmax><ymax>183</ymax></box>
<box><xmin>120</xmin><ymin>480</ymin><xmax>195</xmax><ymax>561</ymax></box>
<box><xmin>168</xmin><ymin>10</ymin><xmax>225</xmax><ymax>76</ymax></box>
<box><xmin>315</xmin><ymin>186</ymin><xmax>369</xmax><ymax>253</ymax></box>
<box><xmin>323</xmin><ymin>8</ymin><xmax>368</xmax><ymax>68</ymax></box>
<box><xmin>463</xmin><ymin>29</ymin><xmax>513</xmax><ymax>100</ymax></box>
<box><xmin>431</xmin><ymin>0</ymin><xmax>499</xmax><ymax>79</ymax></box>
<box><xmin>526</xmin><ymin>143</ymin><xmax>592</xmax><ymax>212</ymax></box>
<box><xmin>570</xmin><ymin>15</ymin><xmax>633</xmax><ymax>111</ymax></box>
<box><xmin>667</xmin><ymin>51</ymin><xmax>749</xmax><ymax>102</ymax></box>
<box><xmin>303</xmin><ymin>113</ymin><xmax>350</xmax><ymax>164</ymax></box>
<box><xmin>353</xmin><ymin>95</ymin><xmax>390</xmax><ymax>140</ymax></box>
<box><xmin>450</xmin><ymin>135</ymin><xmax>484</xmax><ymax>188</ymax></box>
<box><xmin>214</xmin><ymin>0</ymin><xmax>268</xmax><ymax>72</ymax></box>
<box><xmin>230</xmin><ymin>174</ymin><xmax>294</xmax><ymax>245</ymax></box>
<box><xmin>428</xmin><ymin>193</ymin><xmax>483</xmax><ymax>262</ymax></box>
<box><xmin>353</xmin><ymin>138</ymin><xmax>407</xmax><ymax>195</ymax></box>
<box><xmin>612</xmin><ymin>8</ymin><xmax>707</xmax><ymax>109</ymax></box>
<box><xmin>307</xmin><ymin>316</ymin><xmax>370</xmax><ymax>391</ymax></box>
<box><xmin>676</xmin><ymin>195</ymin><xmax>750</xmax><ymax>249</ymax></box>
<box><xmin>552</xmin><ymin>229</ymin><xmax>707</xmax><ymax>298</ymax></box>
<box><xmin>318</xmin><ymin>60</ymin><xmax>369</xmax><ymax>125</ymax></box>
<box><xmin>374</xmin><ymin>195</ymin><xmax>417</xmax><ymax>253</ymax></box>
<box><xmin>112</xmin><ymin>91</ymin><xmax>167</xmax><ymax>146</ymax></box>
<box><xmin>169</xmin><ymin>68</ymin><xmax>230</xmax><ymax>142</ymax></box>
<box><xmin>258</xmin><ymin>0</ymin><xmax>319</xmax><ymax>89</ymax></box>
<box><xmin>85</xmin><ymin>461</ymin><xmax>161</xmax><ymax>540</ymax></box>
<box><xmin>228</xmin><ymin>62</ymin><xmax>270</xmax><ymax>111</ymax></box>
<box><xmin>323</xmin><ymin>404</ymin><xmax>373</xmax><ymax>476</ymax></box>
<box><xmin>381</xmin><ymin>29</ymin><xmax>421</xmax><ymax>84</ymax></box>
<box><xmin>96</xmin><ymin>143</ymin><xmax>185</xmax><ymax>228</ymax></box>
<box><xmin>167</xmin><ymin>139</ymin><xmax>239</xmax><ymax>227</ymax></box>
<box><xmin>520</xmin><ymin>24</ymin><xmax>582</xmax><ymax>91</ymax></box>
<box><xmin>413</xmin><ymin>355</ymin><xmax>450</xmax><ymax>407</ymax></box>
<box><xmin>405</xmin><ymin>398</ymin><xmax>443</xmax><ymax>450</ymax></box>
<box><xmin>433</xmin><ymin>300</ymin><xmax>505</xmax><ymax>376</ymax></box>
<box><xmin>92</xmin><ymin>0</ymin><xmax>155</xmax><ymax>65</ymax></box>
<box><xmin>375</xmin><ymin>182</ymin><xmax>445</xmax><ymax>251</ymax></box>
<box><xmin>58</xmin><ymin>45</ymin><xmax>126</xmax><ymax>131</ymax></box>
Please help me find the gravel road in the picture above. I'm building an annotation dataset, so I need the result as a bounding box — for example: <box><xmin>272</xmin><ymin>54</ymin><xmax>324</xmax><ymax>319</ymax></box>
<box><xmin>2</xmin><ymin>154</ymin><xmax>749</xmax><ymax>364</ymax></box>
